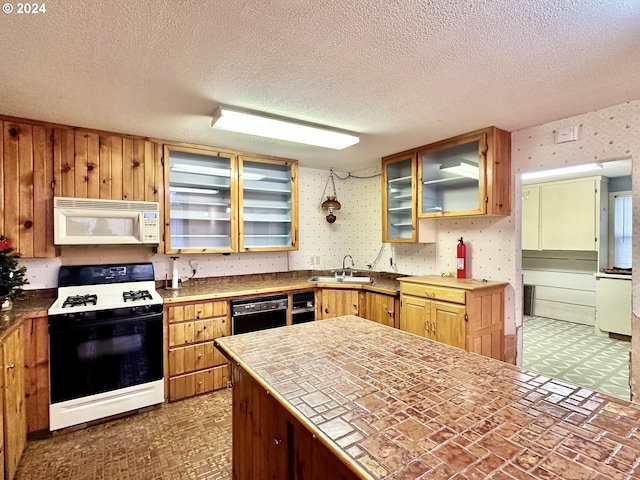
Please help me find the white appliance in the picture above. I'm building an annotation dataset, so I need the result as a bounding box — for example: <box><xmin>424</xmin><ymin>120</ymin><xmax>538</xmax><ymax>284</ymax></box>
<box><xmin>48</xmin><ymin>263</ymin><xmax>164</xmax><ymax>430</ymax></box>
<box><xmin>53</xmin><ymin>197</ymin><xmax>160</xmax><ymax>245</ymax></box>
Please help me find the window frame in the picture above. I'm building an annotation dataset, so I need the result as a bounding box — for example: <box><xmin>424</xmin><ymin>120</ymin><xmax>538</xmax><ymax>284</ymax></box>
<box><xmin>607</xmin><ymin>190</ymin><xmax>632</xmax><ymax>269</ymax></box>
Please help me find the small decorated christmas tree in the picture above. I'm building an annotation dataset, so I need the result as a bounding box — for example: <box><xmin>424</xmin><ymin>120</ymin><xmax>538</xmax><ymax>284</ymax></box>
<box><xmin>0</xmin><ymin>236</ymin><xmax>28</xmax><ymax>302</ymax></box>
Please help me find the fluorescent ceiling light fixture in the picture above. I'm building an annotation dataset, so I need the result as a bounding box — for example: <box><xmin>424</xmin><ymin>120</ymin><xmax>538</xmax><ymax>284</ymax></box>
<box><xmin>521</xmin><ymin>163</ymin><xmax>602</xmax><ymax>180</ymax></box>
<box><xmin>172</xmin><ymin>164</ymin><xmax>264</xmax><ymax>180</ymax></box>
<box><xmin>440</xmin><ymin>162</ymin><xmax>479</xmax><ymax>180</ymax></box>
<box><xmin>211</xmin><ymin>106</ymin><xmax>359</xmax><ymax>150</ymax></box>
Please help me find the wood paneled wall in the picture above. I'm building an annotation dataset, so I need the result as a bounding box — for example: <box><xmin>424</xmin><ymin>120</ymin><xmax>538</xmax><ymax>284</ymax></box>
<box><xmin>53</xmin><ymin>131</ymin><xmax>162</xmax><ymax>202</ymax></box>
<box><xmin>0</xmin><ymin>115</ymin><xmax>164</xmax><ymax>257</ymax></box>
<box><xmin>1</xmin><ymin>121</ymin><xmax>54</xmax><ymax>258</ymax></box>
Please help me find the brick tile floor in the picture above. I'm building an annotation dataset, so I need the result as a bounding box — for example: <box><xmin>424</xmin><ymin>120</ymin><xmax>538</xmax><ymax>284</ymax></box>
<box><xmin>16</xmin><ymin>389</ymin><xmax>232</xmax><ymax>480</ymax></box>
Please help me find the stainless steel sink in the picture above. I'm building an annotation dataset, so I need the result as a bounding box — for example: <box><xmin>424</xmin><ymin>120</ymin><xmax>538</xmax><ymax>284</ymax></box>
<box><xmin>308</xmin><ymin>275</ymin><xmax>374</xmax><ymax>284</ymax></box>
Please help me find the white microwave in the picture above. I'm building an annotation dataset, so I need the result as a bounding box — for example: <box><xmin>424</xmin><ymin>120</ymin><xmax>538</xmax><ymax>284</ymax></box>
<box><xmin>53</xmin><ymin>197</ymin><xmax>160</xmax><ymax>246</ymax></box>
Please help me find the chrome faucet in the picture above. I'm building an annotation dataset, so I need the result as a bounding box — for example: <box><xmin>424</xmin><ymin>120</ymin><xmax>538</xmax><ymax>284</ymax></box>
<box><xmin>342</xmin><ymin>254</ymin><xmax>355</xmax><ymax>276</ymax></box>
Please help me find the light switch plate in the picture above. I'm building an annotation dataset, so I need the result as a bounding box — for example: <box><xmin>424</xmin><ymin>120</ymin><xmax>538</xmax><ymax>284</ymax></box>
<box><xmin>555</xmin><ymin>126</ymin><xmax>579</xmax><ymax>144</ymax></box>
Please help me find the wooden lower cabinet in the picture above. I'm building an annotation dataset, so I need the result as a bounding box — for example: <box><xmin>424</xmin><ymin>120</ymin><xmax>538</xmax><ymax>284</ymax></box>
<box><xmin>231</xmin><ymin>365</ymin><xmax>359</xmax><ymax>480</ymax></box>
<box><xmin>22</xmin><ymin>314</ymin><xmax>49</xmax><ymax>434</ymax></box>
<box><xmin>166</xmin><ymin>300</ymin><xmax>230</xmax><ymax>401</ymax></box>
<box><xmin>317</xmin><ymin>289</ymin><xmax>359</xmax><ymax>319</ymax></box>
<box><xmin>360</xmin><ymin>291</ymin><xmax>398</xmax><ymax>328</ymax></box>
<box><xmin>1</xmin><ymin>325</ymin><xmax>26</xmax><ymax>480</ymax></box>
<box><xmin>431</xmin><ymin>301</ymin><xmax>466</xmax><ymax>349</ymax></box>
<box><xmin>399</xmin><ymin>277</ymin><xmax>506</xmax><ymax>361</ymax></box>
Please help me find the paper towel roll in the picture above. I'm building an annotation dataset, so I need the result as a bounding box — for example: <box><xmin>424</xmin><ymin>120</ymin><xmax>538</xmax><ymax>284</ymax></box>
<box><xmin>171</xmin><ymin>257</ymin><xmax>179</xmax><ymax>289</ymax></box>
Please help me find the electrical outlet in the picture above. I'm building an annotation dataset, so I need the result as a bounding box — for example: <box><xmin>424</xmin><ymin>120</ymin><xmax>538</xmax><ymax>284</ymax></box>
<box><xmin>315</xmin><ymin>255</ymin><xmax>321</xmax><ymax>265</ymax></box>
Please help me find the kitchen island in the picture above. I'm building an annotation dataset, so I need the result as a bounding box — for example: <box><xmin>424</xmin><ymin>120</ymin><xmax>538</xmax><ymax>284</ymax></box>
<box><xmin>215</xmin><ymin>316</ymin><xmax>640</xmax><ymax>479</ymax></box>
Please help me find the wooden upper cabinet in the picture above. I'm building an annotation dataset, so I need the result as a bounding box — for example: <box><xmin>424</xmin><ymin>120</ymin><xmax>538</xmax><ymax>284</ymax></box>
<box><xmin>53</xmin><ymin>130</ymin><xmax>161</xmax><ymax>202</ymax></box>
<box><xmin>163</xmin><ymin>145</ymin><xmax>298</xmax><ymax>254</ymax></box>
<box><xmin>238</xmin><ymin>156</ymin><xmax>298</xmax><ymax>252</ymax></box>
<box><xmin>0</xmin><ymin>121</ymin><xmax>55</xmax><ymax>258</ymax></box>
<box><xmin>163</xmin><ymin>144</ymin><xmax>238</xmax><ymax>254</ymax></box>
<box><xmin>381</xmin><ymin>153</ymin><xmax>417</xmax><ymax>242</ymax></box>
<box><xmin>418</xmin><ymin>127</ymin><xmax>511</xmax><ymax>218</ymax></box>
<box><xmin>381</xmin><ymin>127</ymin><xmax>511</xmax><ymax>241</ymax></box>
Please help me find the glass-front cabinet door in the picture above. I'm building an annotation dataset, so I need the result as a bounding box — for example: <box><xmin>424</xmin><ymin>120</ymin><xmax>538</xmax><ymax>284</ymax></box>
<box><xmin>382</xmin><ymin>154</ymin><xmax>416</xmax><ymax>242</ymax></box>
<box><xmin>164</xmin><ymin>145</ymin><xmax>238</xmax><ymax>253</ymax></box>
<box><xmin>239</xmin><ymin>156</ymin><xmax>298</xmax><ymax>251</ymax></box>
<box><xmin>418</xmin><ymin>132</ymin><xmax>488</xmax><ymax>217</ymax></box>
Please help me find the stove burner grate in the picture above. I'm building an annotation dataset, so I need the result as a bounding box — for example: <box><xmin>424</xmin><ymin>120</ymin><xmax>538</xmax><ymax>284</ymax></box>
<box><xmin>63</xmin><ymin>294</ymin><xmax>98</xmax><ymax>308</ymax></box>
<box><xmin>123</xmin><ymin>290</ymin><xmax>153</xmax><ymax>302</ymax></box>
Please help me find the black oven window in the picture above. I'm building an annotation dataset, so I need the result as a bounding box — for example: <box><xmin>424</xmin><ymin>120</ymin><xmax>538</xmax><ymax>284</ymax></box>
<box><xmin>50</xmin><ymin>317</ymin><xmax>163</xmax><ymax>404</ymax></box>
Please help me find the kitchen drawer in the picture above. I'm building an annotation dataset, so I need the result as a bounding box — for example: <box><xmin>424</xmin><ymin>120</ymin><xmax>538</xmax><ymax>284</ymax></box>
<box><xmin>169</xmin><ymin>365</ymin><xmax>229</xmax><ymax>401</ymax></box>
<box><xmin>169</xmin><ymin>341</ymin><xmax>224</xmax><ymax>376</ymax></box>
<box><xmin>167</xmin><ymin>300</ymin><xmax>227</xmax><ymax>323</ymax></box>
<box><xmin>400</xmin><ymin>282</ymin><xmax>466</xmax><ymax>304</ymax></box>
<box><xmin>169</xmin><ymin>317</ymin><xmax>229</xmax><ymax>347</ymax></box>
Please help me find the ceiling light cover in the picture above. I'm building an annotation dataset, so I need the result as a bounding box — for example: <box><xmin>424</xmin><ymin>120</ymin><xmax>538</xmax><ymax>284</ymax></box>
<box><xmin>521</xmin><ymin>163</ymin><xmax>603</xmax><ymax>180</ymax></box>
<box><xmin>211</xmin><ymin>106</ymin><xmax>359</xmax><ymax>150</ymax></box>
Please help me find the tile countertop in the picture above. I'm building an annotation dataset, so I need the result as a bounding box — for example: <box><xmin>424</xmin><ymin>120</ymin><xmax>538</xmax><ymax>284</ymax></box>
<box><xmin>216</xmin><ymin>316</ymin><xmax>640</xmax><ymax>480</ymax></box>
<box><xmin>398</xmin><ymin>275</ymin><xmax>509</xmax><ymax>290</ymax></box>
<box><xmin>0</xmin><ymin>297</ymin><xmax>52</xmax><ymax>337</ymax></box>
<box><xmin>160</xmin><ymin>271</ymin><xmax>401</xmax><ymax>303</ymax></box>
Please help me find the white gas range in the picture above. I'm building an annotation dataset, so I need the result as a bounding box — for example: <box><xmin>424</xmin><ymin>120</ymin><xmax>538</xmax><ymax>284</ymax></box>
<box><xmin>48</xmin><ymin>263</ymin><xmax>164</xmax><ymax>431</ymax></box>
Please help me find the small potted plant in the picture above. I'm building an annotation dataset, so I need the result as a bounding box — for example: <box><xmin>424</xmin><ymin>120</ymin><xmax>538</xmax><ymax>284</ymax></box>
<box><xmin>0</xmin><ymin>236</ymin><xmax>28</xmax><ymax>310</ymax></box>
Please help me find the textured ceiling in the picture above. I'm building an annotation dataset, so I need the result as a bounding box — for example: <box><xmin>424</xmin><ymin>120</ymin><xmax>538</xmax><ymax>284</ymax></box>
<box><xmin>1</xmin><ymin>0</ymin><xmax>640</xmax><ymax>171</ymax></box>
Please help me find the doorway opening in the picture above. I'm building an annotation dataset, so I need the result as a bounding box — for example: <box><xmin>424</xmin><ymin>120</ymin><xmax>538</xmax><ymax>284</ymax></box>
<box><xmin>520</xmin><ymin>158</ymin><xmax>632</xmax><ymax>400</ymax></box>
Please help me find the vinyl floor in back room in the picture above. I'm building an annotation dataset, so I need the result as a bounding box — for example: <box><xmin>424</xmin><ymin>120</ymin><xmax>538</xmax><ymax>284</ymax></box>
<box><xmin>16</xmin><ymin>388</ymin><xmax>233</xmax><ymax>480</ymax></box>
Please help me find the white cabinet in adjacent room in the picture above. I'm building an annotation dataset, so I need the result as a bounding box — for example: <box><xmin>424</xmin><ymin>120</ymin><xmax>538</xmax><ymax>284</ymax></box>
<box><xmin>595</xmin><ymin>274</ymin><xmax>632</xmax><ymax>336</ymax></box>
<box><xmin>521</xmin><ymin>176</ymin><xmax>608</xmax><ymax>269</ymax></box>
<box><xmin>539</xmin><ymin>178</ymin><xmax>602</xmax><ymax>251</ymax></box>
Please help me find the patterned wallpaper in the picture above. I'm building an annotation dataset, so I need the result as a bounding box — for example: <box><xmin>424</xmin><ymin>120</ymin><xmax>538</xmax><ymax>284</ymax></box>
<box><xmin>15</xmin><ymin>99</ymin><xmax>640</xmax><ymax>393</ymax></box>
<box><xmin>289</xmin><ymin>165</ymin><xmax>391</xmax><ymax>273</ymax></box>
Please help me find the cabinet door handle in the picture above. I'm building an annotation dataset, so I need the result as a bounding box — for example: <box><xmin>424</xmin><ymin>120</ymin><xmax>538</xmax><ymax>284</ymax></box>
<box><xmin>7</xmin><ymin>363</ymin><xmax>15</xmax><ymax>369</ymax></box>
<box><xmin>431</xmin><ymin>321</ymin><xmax>436</xmax><ymax>335</ymax></box>
<box><xmin>325</xmin><ymin>308</ymin><xmax>329</xmax><ymax>314</ymax></box>
<box><xmin>424</xmin><ymin>291</ymin><xmax>435</xmax><ymax>297</ymax></box>
<box><xmin>387</xmin><ymin>310</ymin><xmax>393</xmax><ymax>316</ymax></box>
<box><xmin>198</xmin><ymin>354</ymin><xmax>203</xmax><ymax>359</ymax></box>
<box><xmin>274</xmin><ymin>438</ymin><xmax>282</xmax><ymax>446</ymax></box>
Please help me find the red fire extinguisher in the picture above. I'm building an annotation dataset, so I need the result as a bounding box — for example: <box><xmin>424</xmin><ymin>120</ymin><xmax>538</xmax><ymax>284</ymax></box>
<box><xmin>457</xmin><ymin>237</ymin><xmax>467</xmax><ymax>279</ymax></box>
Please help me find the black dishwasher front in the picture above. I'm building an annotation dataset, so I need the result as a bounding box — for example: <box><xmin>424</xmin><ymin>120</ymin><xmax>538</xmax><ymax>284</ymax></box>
<box><xmin>231</xmin><ymin>294</ymin><xmax>288</xmax><ymax>335</ymax></box>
